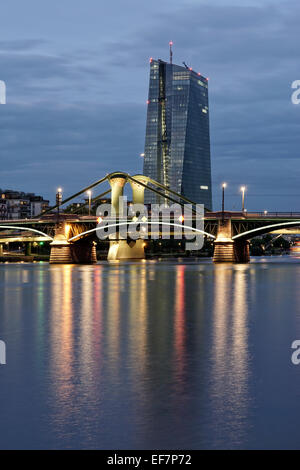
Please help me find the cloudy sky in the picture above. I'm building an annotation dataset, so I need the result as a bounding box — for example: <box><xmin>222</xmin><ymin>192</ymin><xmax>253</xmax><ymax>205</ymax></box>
<box><xmin>0</xmin><ymin>0</ymin><xmax>299</xmax><ymax>210</ymax></box>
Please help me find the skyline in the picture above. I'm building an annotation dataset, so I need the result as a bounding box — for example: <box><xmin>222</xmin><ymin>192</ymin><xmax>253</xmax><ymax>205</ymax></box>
<box><xmin>0</xmin><ymin>0</ymin><xmax>300</xmax><ymax>211</ymax></box>
<box><xmin>1</xmin><ymin>2</ymin><xmax>300</xmax><ymax>452</ymax></box>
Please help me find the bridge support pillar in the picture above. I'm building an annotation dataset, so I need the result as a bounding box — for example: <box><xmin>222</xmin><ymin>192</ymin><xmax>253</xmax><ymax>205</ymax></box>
<box><xmin>50</xmin><ymin>235</ymin><xmax>73</xmax><ymax>264</ymax></box>
<box><xmin>213</xmin><ymin>239</ymin><xmax>235</xmax><ymax>263</ymax></box>
<box><xmin>213</xmin><ymin>219</ymin><xmax>250</xmax><ymax>263</ymax></box>
<box><xmin>50</xmin><ymin>223</ymin><xmax>74</xmax><ymax>264</ymax></box>
<box><xmin>71</xmin><ymin>242</ymin><xmax>97</xmax><ymax>264</ymax></box>
<box><xmin>234</xmin><ymin>239</ymin><xmax>250</xmax><ymax>263</ymax></box>
<box><xmin>108</xmin><ymin>239</ymin><xmax>145</xmax><ymax>260</ymax></box>
<box><xmin>0</xmin><ymin>244</ymin><xmax>3</xmax><ymax>256</ymax></box>
<box><xmin>25</xmin><ymin>242</ymin><xmax>32</xmax><ymax>256</ymax></box>
<box><xmin>213</xmin><ymin>219</ymin><xmax>234</xmax><ymax>262</ymax></box>
<box><xmin>50</xmin><ymin>222</ymin><xmax>98</xmax><ymax>264</ymax></box>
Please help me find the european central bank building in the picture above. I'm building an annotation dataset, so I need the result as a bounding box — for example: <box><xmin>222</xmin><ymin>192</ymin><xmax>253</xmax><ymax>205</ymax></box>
<box><xmin>143</xmin><ymin>56</ymin><xmax>212</xmax><ymax>210</ymax></box>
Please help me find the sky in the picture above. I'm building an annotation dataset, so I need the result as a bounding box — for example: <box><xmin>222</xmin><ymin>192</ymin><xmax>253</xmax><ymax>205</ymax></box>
<box><xmin>0</xmin><ymin>0</ymin><xmax>300</xmax><ymax>211</ymax></box>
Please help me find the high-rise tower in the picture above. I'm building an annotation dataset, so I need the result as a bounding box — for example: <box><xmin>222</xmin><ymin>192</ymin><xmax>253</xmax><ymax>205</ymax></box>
<box><xmin>143</xmin><ymin>55</ymin><xmax>212</xmax><ymax>209</ymax></box>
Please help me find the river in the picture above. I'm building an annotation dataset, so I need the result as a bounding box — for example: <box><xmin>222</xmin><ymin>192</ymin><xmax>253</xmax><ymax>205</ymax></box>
<box><xmin>0</xmin><ymin>257</ymin><xmax>300</xmax><ymax>449</ymax></box>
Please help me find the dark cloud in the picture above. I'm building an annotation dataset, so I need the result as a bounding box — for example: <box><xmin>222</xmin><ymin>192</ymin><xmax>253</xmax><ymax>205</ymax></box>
<box><xmin>0</xmin><ymin>0</ymin><xmax>300</xmax><ymax>210</ymax></box>
<box><xmin>0</xmin><ymin>101</ymin><xmax>146</xmax><ymax>199</ymax></box>
<box><xmin>0</xmin><ymin>39</ymin><xmax>47</xmax><ymax>51</ymax></box>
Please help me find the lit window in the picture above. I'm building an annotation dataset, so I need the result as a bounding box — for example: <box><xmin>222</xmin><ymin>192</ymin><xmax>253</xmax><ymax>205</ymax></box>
<box><xmin>200</xmin><ymin>185</ymin><xmax>208</xmax><ymax>190</ymax></box>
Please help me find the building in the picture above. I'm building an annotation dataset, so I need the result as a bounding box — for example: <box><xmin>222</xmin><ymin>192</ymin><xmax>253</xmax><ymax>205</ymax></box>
<box><xmin>143</xmin><ymin>57</ymin><xmax>212</xmax><ymax>209</ymax></box>
<box><xmin>0</xmin><ymin>190</ymin><xmax>49</xmax><ymax>220</ymax></box>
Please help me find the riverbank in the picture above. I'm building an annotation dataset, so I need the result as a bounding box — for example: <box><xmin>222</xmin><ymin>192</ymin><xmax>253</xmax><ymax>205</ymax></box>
<box><xmin>0</xmin><ymin>254</ymin><xmax>49</xmax><ymax>262</ymax></box>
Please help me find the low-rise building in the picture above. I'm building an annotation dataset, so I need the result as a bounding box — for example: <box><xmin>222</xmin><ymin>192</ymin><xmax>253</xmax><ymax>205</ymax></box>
<box><xmin>0</xmin><ymin>190</ymin><xmax>49</xmax><ymax>220</ymax></box>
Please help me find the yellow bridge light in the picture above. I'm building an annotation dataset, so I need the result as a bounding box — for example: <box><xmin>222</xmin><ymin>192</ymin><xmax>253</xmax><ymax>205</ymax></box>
<box><xmin>65</xmin><ymin>224</ymin><xmax>71</xmax><ymax>237</ymax></box>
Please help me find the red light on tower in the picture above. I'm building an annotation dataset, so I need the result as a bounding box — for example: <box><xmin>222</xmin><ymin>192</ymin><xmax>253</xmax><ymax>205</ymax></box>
<box><xmin>206</xmin><ymin>77</ymin><xmax>209</xmax><ymax>81</ymax></box>
<box><xmin>197</xmin><ymin>72</ymin><xmax>201</xmax><ymax>76</ymax></box>
<box><xmin>146</xmin><ymin>100</ymin><xmax>150</xmax><ymax>105</ymax></box>
<box><xmin>169</xmin><ymin>40</ymin><xmax>173</xmax><ymax>64</ymax></box>
<box><xmin>149</xmin><ymin>57</ymin><xmax>153</xmax><ymax>63</ymax></box>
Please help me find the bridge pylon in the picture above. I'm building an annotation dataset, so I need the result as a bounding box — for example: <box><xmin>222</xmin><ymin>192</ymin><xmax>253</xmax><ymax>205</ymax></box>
<box><xmin>107</xmin><ymin>173</ymin><xmax>146</xmax><ymax>260</ymax></box>
<box><xmin>108</xmin><ymin>173</ymin><xmax>127</xmax><ymax>216</ymax></box>
<box><xmin>213</xmin><ymin>218</ymin><xmax>250</xmax><ymax>263</ymax></box>
<box><xmin>129</xmin><ymin>175</ymin><xmax>149</xmax><ymax>205</ymax></box>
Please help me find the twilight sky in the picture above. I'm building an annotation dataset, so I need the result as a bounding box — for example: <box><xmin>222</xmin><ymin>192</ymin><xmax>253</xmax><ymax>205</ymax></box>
<box><xmin>0</xmin><ymin>0</ymin><xmax>300</xmax><ymax>210</ymax></box>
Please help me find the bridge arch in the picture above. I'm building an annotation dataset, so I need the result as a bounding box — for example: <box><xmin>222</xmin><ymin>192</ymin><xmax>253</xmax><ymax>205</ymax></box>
<box><xmin>0</xmin><ymin>226</ymin><xmax>54</xmax><ymax>241</ymax></box>
<box><xmin>232</xmin><ymin>220</ymin><xmax>300</xmax><ymax>241</ymax></box>
<box><xmin>68</xmin><ymin>221</ymin><xmax>216</xmax><ymax>243</ymax></box>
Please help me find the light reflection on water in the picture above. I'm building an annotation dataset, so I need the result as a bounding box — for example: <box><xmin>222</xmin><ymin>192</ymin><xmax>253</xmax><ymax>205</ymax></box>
<box><xmin>0</xmin><ymin>258</ymin><xmax>300</xmax><ymax>449</ymax></box>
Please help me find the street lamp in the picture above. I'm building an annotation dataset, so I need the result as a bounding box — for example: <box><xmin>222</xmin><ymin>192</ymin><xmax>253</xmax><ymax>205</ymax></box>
<box><xmin>222</xmin><ymin>183</ymin><xmax>227</xmax><ymax>220</ymax></box>
<box><xmin>56</xmin><ymin>188</ymin><xmax>62</xmax><ymax>220</ymax></box>
<box><xmin>240</xmin><ymin>186</ymin><xmax>246</xmax><ymax>212</ymax></box>
<box><xmin>87</xmin><ymin>190</ymin><xmax>92</xmax><ymax>216</ymax></box>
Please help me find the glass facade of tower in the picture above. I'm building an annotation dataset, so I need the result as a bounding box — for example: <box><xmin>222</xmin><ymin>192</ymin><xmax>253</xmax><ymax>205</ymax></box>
<box><xmin>143</xmin><ymin>59</ymin><xmax>212</xmax><ymax>210</ymax></box>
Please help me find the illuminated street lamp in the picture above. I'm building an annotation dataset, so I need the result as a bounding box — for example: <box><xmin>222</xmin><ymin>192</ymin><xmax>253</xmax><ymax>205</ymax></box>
<box><xmin>240</xmin><ymin>186</ymin><xmax>246</xmax><ymax>212</ymax></box>
<box><xmin>56</xmin><ymin>188</ymin><xmax>62</xmax><ymax>220</ymax></box>
<box><xmin>87</xmin><ymin>190</ymin><xmax>92</xmax><ymax>215</ymax></box>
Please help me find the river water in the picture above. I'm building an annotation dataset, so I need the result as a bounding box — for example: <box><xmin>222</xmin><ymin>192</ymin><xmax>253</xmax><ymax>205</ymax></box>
<box><xmin>0</xmin><ymin>257</ymin><xmax>300</xmax><ymax>449</ymax></box>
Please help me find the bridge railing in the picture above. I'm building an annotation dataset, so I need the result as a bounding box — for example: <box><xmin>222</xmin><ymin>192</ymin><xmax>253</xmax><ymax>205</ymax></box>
<box><xmin>245</xmin><ymin>212</ymin><xmax>300</xmax><ymax>218</ymax></box>
<box><xmin>205</xmin><ymin>211</ymin><xmax>300</xmax><ymax>219</ymax></box>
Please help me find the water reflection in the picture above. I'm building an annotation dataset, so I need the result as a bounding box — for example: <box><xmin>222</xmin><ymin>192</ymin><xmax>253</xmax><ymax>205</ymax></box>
<box><xmin>2</xmin><ymin>259</ymin><xmax>300</xmax><ymax>449</ymax></box>
<box><xmin>49</xmin><ymin>266</ymin><xmax>75</xmax><ymax>429</ymax></box>
<box><xmin>210</xmin><ymin>265</ymin><xmax>251</xmax><ymax>447</ymax></box>
<box><xmin>128</xmin><ymin>264</ymin><xmax>147</xmax><ymax>375</ymax></box>
<box><xmin>32</xmin><ymin>262</ymin><xmax>253</xmax><ymax>448</ymax></box>
<box><xmin>106</xmin><ymin>265</ymin><xmax>121</xmax><ymax>377</ymax></box>
<box><xmin>174</xmin><ymin>265</ymin><xmax>186</xmax><ymax>391</ymax></box>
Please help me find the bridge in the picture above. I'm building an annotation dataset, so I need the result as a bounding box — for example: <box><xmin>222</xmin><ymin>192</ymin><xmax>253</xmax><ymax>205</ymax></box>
<box><xmin>1</xmin><ymin>171</ymin><xmax>300</xmax><ymax>263</ymax></box>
